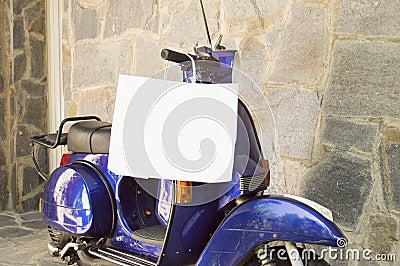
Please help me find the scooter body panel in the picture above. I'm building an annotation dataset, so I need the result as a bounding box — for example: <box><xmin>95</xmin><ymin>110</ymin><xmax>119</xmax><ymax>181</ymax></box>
<box><xmin>196</xmin><ymin>195</ymin><xmax>346</xmax><ymax>266</ymax></box>
<box><xmin>66</xmin><ymin>154</ymin><xmax>164</xmax><ymax>257</ymax></box>
<box><xmin>111</xmin><ymin>175</ymin><xmax>163</xmax><ymax>257</ymax></box>
<box><xmin>42</xmin><ymin>159</ymin><xmax>114</xmax><ymax>237</ymax></box>
<box><xmin>158</xmin><ymin>199</ymin><xmax>225</xmax><ymax>266</ymax></box>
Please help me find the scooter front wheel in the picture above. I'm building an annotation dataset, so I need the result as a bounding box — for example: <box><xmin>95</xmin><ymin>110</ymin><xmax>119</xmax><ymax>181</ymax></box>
<box><xmin>239</xmin><ymin>245</ymin><xmax>330</xmax><ymax>266</ymax></box>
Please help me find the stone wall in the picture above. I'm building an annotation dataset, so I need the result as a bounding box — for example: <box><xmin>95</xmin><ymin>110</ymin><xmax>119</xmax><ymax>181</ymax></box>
<box><xmin>0</xmin><ymin>1</ymin><xmax>8</xmax><ymax>211</ymax></box>
<box><xmin>0</xmin><ymin>0</ymin><xmax>48</xmax><ymax>212</ymax></box>
<box><xmin>63</xmin><ymin>0</ymin><xmax>399</xmax><ymax>264</ymax></box>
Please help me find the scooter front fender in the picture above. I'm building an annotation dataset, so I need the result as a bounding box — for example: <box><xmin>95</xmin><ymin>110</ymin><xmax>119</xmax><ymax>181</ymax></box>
<box><xmin>196</xmin><ymin>195</ymin><xmax>346</xmax><ymax>266</ymax></box>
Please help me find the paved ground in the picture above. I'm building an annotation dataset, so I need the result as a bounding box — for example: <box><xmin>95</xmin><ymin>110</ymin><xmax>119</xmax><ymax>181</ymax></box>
<box><xmin>0</xmin><ymin>212</ymin><xmax>62</xmax><ymax>265</ymax></box>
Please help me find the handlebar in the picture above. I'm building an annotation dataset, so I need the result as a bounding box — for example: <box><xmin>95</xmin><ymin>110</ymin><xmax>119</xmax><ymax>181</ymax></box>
<box><xmin>161</xmin><ymin>49</ymin><xmax>196</xmax><ymax>63</ymax></box>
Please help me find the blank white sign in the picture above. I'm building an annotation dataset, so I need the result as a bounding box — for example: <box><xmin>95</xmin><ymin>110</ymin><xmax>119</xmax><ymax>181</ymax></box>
<box><xmin>108</xmin><ymin>74</ymin><xmax>238</xmax><ymax>183</ymax></box>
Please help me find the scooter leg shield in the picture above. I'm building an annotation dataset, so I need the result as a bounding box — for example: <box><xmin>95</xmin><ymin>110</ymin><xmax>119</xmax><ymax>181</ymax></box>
<box><xmin>196</xmin><ymin>195</ymin><xmax>346</xmax><ymax>266</ymax></box>
<box><xmin>42</xmin><ymin>162</ymin><xmax>114</xmax><ymax>238</ymax></box>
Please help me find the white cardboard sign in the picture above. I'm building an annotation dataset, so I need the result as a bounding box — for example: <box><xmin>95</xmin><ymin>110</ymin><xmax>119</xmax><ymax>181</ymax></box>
<box><xmin>108</xmin><ymin>74</ymin><xmax>238</xmax><ymax>183</ymax></box>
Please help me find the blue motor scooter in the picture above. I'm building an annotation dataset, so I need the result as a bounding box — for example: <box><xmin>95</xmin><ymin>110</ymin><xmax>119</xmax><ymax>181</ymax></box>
<box><xmin>31</xmin><ymin>4</ymin><xmax>346</xmax><ymax>265</ymax></box>
<box><xmin>31</xmin><ymin>46</ymin><xmax>346</xmax><ymax>266</ymax></box>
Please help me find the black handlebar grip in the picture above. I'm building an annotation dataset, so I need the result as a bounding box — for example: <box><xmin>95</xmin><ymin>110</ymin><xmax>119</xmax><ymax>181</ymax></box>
<box><xmin>161</xmin><ymin>49</ymin><xmax>191</xmax><ymax>63</ymax></box>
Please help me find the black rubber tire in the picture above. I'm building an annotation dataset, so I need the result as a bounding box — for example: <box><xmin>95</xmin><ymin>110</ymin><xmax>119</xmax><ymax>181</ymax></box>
<box><xmin>48</xmin><ymin>226</ymin><xmax>72</xmax><ymax>249</ymax></box>
<box><xmin>240</xmin><ymin>245</ymin><xmax>330</xmax><ymax>266</ymax></box>
<box><xmin>47</xmin><ymin>227</ymin><xmax>81</xmax><ymax>265</ymax></box>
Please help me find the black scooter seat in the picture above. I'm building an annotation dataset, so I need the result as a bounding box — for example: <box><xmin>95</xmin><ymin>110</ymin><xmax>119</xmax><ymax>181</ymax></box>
<box><xmin>68</xmin><ymin>121</ymin><xmax>112</xmax><ymax>154</ymax></box>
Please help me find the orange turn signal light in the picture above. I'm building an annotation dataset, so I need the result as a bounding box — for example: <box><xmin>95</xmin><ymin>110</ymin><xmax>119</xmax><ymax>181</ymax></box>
<box><xmin>176</xmin><ymin>181</ymin><xmax>193</xmax><ymax>204</ymax></box>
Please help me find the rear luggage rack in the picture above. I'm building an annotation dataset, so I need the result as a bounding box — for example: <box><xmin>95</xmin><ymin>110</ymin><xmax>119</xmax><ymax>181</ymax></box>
<box><xmin>31</xmin><ymin>133</ymin><xmax>68</xmax><ymax>148</ymax></box>
<box><xmin>31</xmin><ymin>116</ymin><xmax>101</xmax><ymax>180</ymax></box>
<box><xmin>31</xmin><ymin>116</ymin><xmax>101</xmax><ymax>149</ymax></box>
<box><xmin>88</xmin><ymin>245</ymin><xmax>158</xmax><ymax>266</ymax></box>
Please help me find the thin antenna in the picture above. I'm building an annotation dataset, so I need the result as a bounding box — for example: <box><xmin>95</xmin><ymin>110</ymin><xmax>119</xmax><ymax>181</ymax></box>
<box><xmin>199</xmin><ymin>0</ymin><xmax>212</xmax><ymax>48</ymax></box>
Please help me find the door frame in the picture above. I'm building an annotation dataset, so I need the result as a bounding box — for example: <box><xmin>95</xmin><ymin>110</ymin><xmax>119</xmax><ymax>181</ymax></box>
<box><xmin>46</xmin><ymin>0</ymin><xmax>64</xmax><ymax>169</ymax></box>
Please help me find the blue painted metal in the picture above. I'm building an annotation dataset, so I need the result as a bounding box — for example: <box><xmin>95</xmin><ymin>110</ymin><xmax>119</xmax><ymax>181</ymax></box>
<box><xmin>42</xmin><ymin>160</ymin><xmax>113</xmax><ymax>237</ymax></box>
<box><xmin>69</xmin><ymin>154</ymin><xmax>163</xmax><ymax>257</ymax></box>
<box><xmin>111</xmin><ymin>176</ymin><xmax>163</xmax><ymax>257</ymax></box>
<box><xmin>158</xmin><ymin>196</ymin><xmax>225</xmax><ymax>266</ymax></box>
<box><xmin>155</xmin><ymin>179</ymin><xmax>173</xmax><ymax>227</ymax></box>
<box><xmin>196</xmin><ymin>195</ymin><xmax>347</xmax><ymax>266</ymax></box>
<box><xmin>212</xmin><ymin>50</ymin><xmax>237</xmax><ymax>68</ymax></box>
<box><xmin>43</xmin><ymin>153</ymin><xmax>163</xmax><ymax>257</ymax></box>
<box><xmin>183</xmin><ymin>50</ymin><xmax>236</xmax><ymax>84</ymax></box>
<box><xmin>110</xmin><ymin>219</ymin><xmax>163</xmax><ymax>258</ymax></box>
